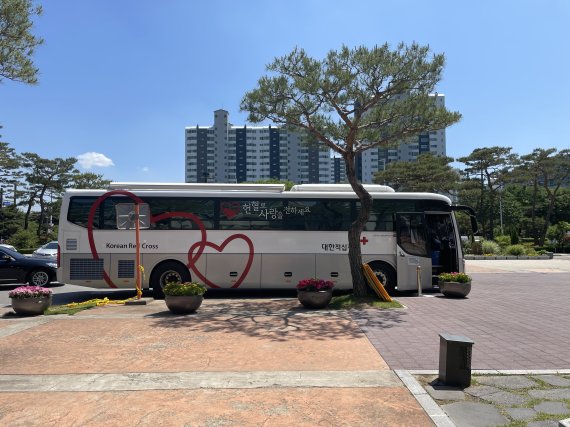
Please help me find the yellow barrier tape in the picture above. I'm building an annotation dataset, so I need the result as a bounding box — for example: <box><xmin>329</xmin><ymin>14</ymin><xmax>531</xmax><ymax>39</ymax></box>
<box><xmin>64</xmin><ymin>296</ymin><xmax>137</xmax><ymax>309</ymax></box>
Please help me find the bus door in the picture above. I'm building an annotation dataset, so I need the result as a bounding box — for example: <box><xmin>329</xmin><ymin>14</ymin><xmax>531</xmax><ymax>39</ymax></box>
<box><xmin>425</xmin><ymin>213</ymin><xmax>460</xmax><ymax>280</ymax></box>
<box><xmin>395</xmin><ymin>213</ymin><xmax>432</xmax><ymax>291</ymax></box>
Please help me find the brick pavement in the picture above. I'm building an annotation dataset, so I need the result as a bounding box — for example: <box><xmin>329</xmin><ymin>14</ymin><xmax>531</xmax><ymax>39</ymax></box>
<box><xmin>0</xmin><ymin>300</ymin><xmax>433</xmax><ymax>427</ymax></box>
<box><xmin>353</xmin><ymin>272</ymin><xmax>570</xmax><ymax>370</ymax></box>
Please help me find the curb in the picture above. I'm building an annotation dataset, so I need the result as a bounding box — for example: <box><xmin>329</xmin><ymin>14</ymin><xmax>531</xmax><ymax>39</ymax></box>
<box><xmin>395</xmin><ymin>370</ymin><xmax>456</xmax><ymax>427</ymax></box>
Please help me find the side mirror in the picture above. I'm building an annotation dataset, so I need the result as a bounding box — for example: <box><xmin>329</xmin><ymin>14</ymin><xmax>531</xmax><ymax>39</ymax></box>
<box><xmin>0</xmin><ymin>254</ymin><xmax>12</xmax><ymax>261</ymax></box>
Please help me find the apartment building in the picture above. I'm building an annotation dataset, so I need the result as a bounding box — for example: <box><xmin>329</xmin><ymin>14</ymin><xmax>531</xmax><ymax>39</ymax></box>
<box><xmin>185</xmin><ymin>110</ymin><xmax>330</xmax><ymax>184</ymax></box>
<box><xmin>186</xmin><ymin>95</ymin><xmax>447</xmax><ymax>184</ymax></box>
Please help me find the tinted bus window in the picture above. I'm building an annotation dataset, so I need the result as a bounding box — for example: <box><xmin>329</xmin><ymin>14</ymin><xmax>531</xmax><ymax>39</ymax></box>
<box><xmin>68</xmin><ymin>197</ymin><xmax>99</xmax><ymax>228</ymax></box>
<box><xmin>284</xmin><ymin>200</ymin><xmax>352</xmax><ymax>231</ymax></box>
<box><xmin>144</xmin><ymin>197</ymin><xmax>214</xmax><ymax>230</ymax></box>
<box><xmin>219</xmin><ymin>199</ymin><xmax>284</xmax><ymax>230</ymax></box>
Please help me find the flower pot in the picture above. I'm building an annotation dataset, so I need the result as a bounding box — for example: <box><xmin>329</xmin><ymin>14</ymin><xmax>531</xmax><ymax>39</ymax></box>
<box><xmin>297</xmin><ymin>289</ymin><xmax>333</xmax><ymax>309</ymax></box>
<box><xmin>164</xmin><ymin>295</ymin><xmax>203</xmax><ymax>314</ymax></box>
<box><xmin>439</xmin><ymin>281</ymin><xmax>471</xmax><ymax>298</ymax></box>
<box><xmin>11</xmin><ymin>295</ymin><xmax>52</xmax><ymax>316</ymax></box>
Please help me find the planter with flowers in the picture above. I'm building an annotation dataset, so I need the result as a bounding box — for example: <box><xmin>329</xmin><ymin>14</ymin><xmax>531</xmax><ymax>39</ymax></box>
<box><xmin>9</xmin><ymin>285</ymin><xmax>53</xmax><ymax>316</ymax></box>
<box><xmin>438</xmin><ymin>272</ymin><xmax>472</xmax><ymax>298</ymax></box>
<box><xmin>163</xmin><ymin>282</ymin><xmax>207</xmax><ymax>314</ymax></box>
<box><xmin>296</xmin><ymin>278</ymin><xmax>334</xmax><ymax>309</ymax></box>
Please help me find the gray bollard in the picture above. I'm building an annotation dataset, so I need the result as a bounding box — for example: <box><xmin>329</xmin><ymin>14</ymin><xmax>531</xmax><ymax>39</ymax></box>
<box><xmin>439</xmin><ymin>333</ymin><xmax>474</xmax><ymax>388</ymax></box>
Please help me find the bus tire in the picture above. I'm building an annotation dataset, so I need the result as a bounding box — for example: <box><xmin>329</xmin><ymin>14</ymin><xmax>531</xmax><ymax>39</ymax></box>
<box><xmin>150</xmin><ymin>261</ymin><xmax>191</xmax><ymax>300</ymax></box>
<box><xmin>368</xmin><ymin>262</ymin><xmax>396</xmax><ymax>294</ymax></box>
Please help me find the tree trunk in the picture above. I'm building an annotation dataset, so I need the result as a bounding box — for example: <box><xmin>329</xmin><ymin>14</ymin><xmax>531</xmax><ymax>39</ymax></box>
<box><xmin>343</xmin><ymin>151</ymin><xmax>372</xmax><ymax>297</ymax></box>
<box><xmin>531</xmin><ymin>180</ymin><xmax>538</xmax><ymax>245</ymax></box>
<box><xmin>37</xmin><ymin>188</ymin><xmax>47</xmax><ymax>237</ymax></box>
<box><xmin>540</xmin><ymin>191</ymin><xmax>557</xmax><ymax>247</ymax></box>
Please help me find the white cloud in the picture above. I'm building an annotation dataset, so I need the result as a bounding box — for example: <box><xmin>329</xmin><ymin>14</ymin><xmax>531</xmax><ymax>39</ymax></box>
<box><xmin>77</xmin><ymin>152</ymin><xmax>115</xmax><ymax>169</ymax></box>
<box><xmin>141</xmin><ymin>166</ymin><xmax>150</xmax><ymax>172</ymax></box>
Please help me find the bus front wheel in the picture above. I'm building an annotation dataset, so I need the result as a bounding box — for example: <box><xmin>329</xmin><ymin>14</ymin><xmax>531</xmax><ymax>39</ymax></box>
<box><xmin>151</xmin><ymin>261</ymin><xmax>191</xmax><ymax>299</ymax></box>
<box><xmin>368</xmin><ymin>262</ymin><xmax>396</xmax><ymax>294</ymax></box>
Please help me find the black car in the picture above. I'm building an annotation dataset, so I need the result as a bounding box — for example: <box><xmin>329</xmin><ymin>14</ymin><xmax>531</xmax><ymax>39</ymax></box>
<box><xmin>0</xmin><ymin>246</ymin><xmax>58</xmax><ymax>287</ymax></box>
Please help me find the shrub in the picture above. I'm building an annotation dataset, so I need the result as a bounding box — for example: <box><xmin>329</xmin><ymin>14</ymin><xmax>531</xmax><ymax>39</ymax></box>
<box><xmin>505</xmin><ymin>244</ymin><xmax>526</xmax><ymax>256</ymax></box>
<box><xmin>482</xmin><ymin>240</ymin><xmax>501</xmax><ymax>255</ymax></box>
<box><xmin>463</xmin><ymin>239</ymin><xmax>482</xmax><ymax>255</ymax></box>
<box><xmin>8</xmin><ymin>229</ymin><xmax>39</xmax><ymax>251</ymax></box>
<box><xmin>494</xmin><ymin>235</ymin><xmax>511</xmax><ymax>248</ymax></box>
<box><xmin>438</xmin><ymin>272</ymin><xmax>471</xmax><ymax>283</ymax></box>
<box><xmin>163</xmin><ymin>282</ymin><xmax>207</xmax><ymax>296</ymax></box>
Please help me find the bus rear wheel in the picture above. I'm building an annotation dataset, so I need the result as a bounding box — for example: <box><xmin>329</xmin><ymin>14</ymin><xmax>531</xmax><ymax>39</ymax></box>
<box><xmin>151</xmin><ymin>262</ymin><xmax>191</xmax><ymax>299</ymax></box>
<box><xmin>368</xmin><ymin>262</ymin><xmax>396</xmax><ymax>294</ymax></box>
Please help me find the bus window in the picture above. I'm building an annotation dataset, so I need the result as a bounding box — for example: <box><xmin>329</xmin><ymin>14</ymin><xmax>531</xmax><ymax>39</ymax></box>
<box><xmin>219</xmin><ymin>200</ymin><xmax>283</xmax><ymax>230</ymax></box>
<box><xmin>397</xmin><ymin>214</ymin><xmax>428</xmax><ymax>257</ymax></box>
<box><xmin>145</xmin><ymin>197</ymin><xmax>214</xmax><ymax>230</ymax></box>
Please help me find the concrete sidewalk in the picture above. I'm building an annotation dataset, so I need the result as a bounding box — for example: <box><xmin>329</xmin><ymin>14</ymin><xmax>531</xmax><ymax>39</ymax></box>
<box><xmin>0</xmin><ymin>300</ymin><xmax>434</xmax><ymax>426</ymax></box>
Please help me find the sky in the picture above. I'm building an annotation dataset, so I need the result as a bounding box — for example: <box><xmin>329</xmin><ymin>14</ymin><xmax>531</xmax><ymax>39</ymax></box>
<box><xmin>1</xmin><ymin>0</ymin><xmax>569</xmax><ymax>183</ymax></box>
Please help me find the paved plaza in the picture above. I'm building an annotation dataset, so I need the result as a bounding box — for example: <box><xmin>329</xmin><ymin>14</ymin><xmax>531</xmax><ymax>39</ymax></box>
<box><xmin>0</xmin><ymin>256</ymin><xmax>569</xmax><ymax>426</ymax></box>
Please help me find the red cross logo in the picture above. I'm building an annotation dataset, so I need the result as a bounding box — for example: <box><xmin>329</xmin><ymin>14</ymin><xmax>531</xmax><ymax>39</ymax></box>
<box><xmin>360</xmin><ymin>236</ymin><xmax>369</xmax><ymax>245</ymax></box>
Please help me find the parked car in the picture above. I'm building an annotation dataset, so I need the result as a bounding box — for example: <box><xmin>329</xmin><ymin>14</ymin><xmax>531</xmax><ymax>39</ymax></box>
<box><xmin>0</xmin><ymin>246</ymin><xmax>57</xmax><ymax>286</ymax></box>
<box><xmin>32</xmin><ymin>241</ymin><xmax>58</xmax><ymax>259</ymax></box>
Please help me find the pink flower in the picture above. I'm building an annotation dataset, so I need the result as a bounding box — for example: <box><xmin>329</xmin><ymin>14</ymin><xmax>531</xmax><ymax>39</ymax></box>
<box><xmin>8</xmin><ymin>286</ymin><xmax>52</xmax><ymax>299</ymax></box>
<box><xmin>296</xmin><ymin>278</ymin><xmax>334</xmax><ymax>291</ymax></box>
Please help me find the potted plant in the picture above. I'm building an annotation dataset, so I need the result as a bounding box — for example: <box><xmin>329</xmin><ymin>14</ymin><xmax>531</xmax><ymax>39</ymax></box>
<box><xmin>296</xmin><ymin>278</ymin><xmax>334</xmax><ymax>309</ymax></box>
<box><xmin>163</xmin><ymin>281</ymin><xmax>207</xmax><ymax>314</ymax></box>
<box><xmin>9</xmin><ymin>285</ymin><xmax>53</xmax><ymax>316</ymax></box>
<box><xmin>438</xmin><ymin>272</ymin><xmax>472</xmax><ymax>298</ymax></box>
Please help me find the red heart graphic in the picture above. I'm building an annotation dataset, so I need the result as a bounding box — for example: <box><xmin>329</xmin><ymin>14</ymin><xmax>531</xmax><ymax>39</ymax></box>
<box><xmin>87</xmin><ymin>191</ymin><xmax>207</xmax><ymax>288</ymax></box>
<box><xmin>187</xmin><ymin>234</ymin><xmax>254</xmax><ymax>289</ymax></box>
<box><xmin>220</xmin><ymin>201</ymin><xmax>241</xmax><ymax>219</ymax></box>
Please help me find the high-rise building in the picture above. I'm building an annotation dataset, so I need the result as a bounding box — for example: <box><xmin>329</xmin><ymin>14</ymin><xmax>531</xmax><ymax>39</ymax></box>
<box><xmin>353</xmin><ymin>93</ymin><xmax>448</xmax><ymax>183</ymax></box>
<box><xmin>186</xmin><ymin>95</ymin><xmax>447</xmax><ymax>184</ymax></box>
<box><xmin>185</xmin><ymin>110</ymin><xmax>330</xmax><ymax>184</ymax></box>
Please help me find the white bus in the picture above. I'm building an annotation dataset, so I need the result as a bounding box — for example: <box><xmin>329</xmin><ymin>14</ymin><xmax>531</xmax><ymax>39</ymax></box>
<box><xmin>57</xmin><ymin>183</ymin><xmax>477</xmax><ymax>298</ymax></box>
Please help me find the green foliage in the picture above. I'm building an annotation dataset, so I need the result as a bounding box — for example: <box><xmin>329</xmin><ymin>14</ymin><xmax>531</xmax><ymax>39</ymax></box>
<box><xmin>463</xmin><ymin>239</ymin><xmax>482</xmax><ymax>255</ymax></box>
<box><xmin>546</xmin><ymin>221</ymin><xmax>570</xmax><ymax>248</ymax></box>
<box><xmin>0</xmin><ymin>206</ymin><xmax>23</xmax><ymax>241</ymax></box>
<box><xmin>45</xmin><ymin>302</ymin><xmax>98</xmax><ymax>316</ymax></box>
<box><xmin>251</xmin><ymin>179</ymin><xmax>295</xmax><ymax>191</ymax></box>
<box><xmin>163</xmin><ymin>282</ymin><xmax>207</xmax><ymax>296</ymax></box>
<box><xmin>481</xmin><ymin>240</ymin><xmax>501</xmax><ymax>255</ymax></box>
<box><xmin>70</xmin><ymin>172</ymin><xmax>111</xmax><ymax>189</ymax></box>
<box><xmin>510</xmin><ymin>228</ymin><xmax>520</xmax><ymax>245</ymax></box>
<box><xmin>374</xmin><ymin>153</ymin><xmax>460</xmax><ymax>196</ymax></box>
<box><xmin>505</xmin><ymin>244</ymin><xmax>526</xmax><ymax>256</ymax></box>
<box><xmin>241</xmin><ymin>43</ymin><xmax>461</xmax><ymax>297</ymax></box>
<box><xmin>8</xmin><ymin>227</ymin><xmax>38</xmax><ymax>249</ymax></box>
<box><xmin>494</xmin><ymin>235</ymin><xmax>511</xmax><ymax>248</ymax></box>
<box><xmin>0</xmin><ymin>0</ymin><xmax>43</xmax><ymax>84</ymax></box>
<box><xmin>329</xmin><ymin>294</ymin><xmax>403</xmax><ymax>309</ymax></box>
<box><xmin>438</xmin><ymin>272</ymin><xmax>471</xmax><ymax>283</ymax></box>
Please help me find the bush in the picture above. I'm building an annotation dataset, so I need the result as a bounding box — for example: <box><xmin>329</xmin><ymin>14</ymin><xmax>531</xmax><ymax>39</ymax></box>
<box><xmin>463</xmin><ymin>239</ymin><xmax>482</xmax><ymax>255</ymax></box>
<box><xmin>482</xmin><ymin>240</ymin><xmax>501</xmax><ymax>255</ymax></box>
<box><xmin>510</xmin><ymin>229</ymin><xmax>520</xmax><ymax>245</ymax></box>
<box><xmin>505</xmin><ymin>244</ymin><xmax>526</xmax><ymax>256</ymax></box>
<box><xmin>8</xmin><ymin>229</ymin><xmax>39</xmax><ymax>251</ymax></box>
<box><xmin>494</xmin><ymin>235</ymin><xmax>511</xmax><ymax>248</ymax></box>
<box><xmin>163</xmin><ymin>282</ymin><xmax>207</xmax><ymax>296</ymax></box>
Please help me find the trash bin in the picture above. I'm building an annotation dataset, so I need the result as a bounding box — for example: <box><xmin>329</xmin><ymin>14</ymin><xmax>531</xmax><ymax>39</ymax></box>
<box><xmin>439</xmin><ymin>333</ymin><xmax>474</xmax><ymax>387</ymax></box>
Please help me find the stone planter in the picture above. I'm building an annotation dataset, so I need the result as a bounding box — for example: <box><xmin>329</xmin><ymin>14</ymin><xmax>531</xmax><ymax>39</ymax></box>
<box><xmin>297</xmin><ymin>289</ymin><xmax>333</xmax><ymax>309</ymax></box>
<box><xmin>164</xmin><ymin>295</ymin><xmax>203</xmax><ymax>314</ymax></box>
<box><xmin>439</xmin><ymin>281</ymin><xmax>471</xmax><ymax>298</ymax></box>
<box><xmin>11</xmin><ymin>295</ymin><xmax>52</xmax><ymax>316</ymax></box>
